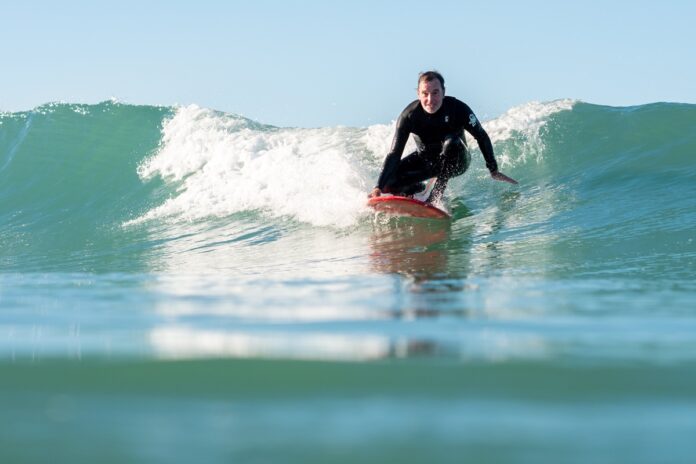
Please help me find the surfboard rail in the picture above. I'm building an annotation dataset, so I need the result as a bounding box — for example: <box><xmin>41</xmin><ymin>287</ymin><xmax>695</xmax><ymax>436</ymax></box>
<box><xmin>367</xmin><ymin>195</ymin><xmax>451</xmax><ymax>220</ymax></box>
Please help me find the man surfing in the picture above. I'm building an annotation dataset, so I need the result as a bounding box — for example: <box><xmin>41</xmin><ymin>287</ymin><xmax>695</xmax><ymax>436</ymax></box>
<box><xmin>368</xmin><ymin>71</ymin><xmax>517</xmax><ymax>203</ymax></box>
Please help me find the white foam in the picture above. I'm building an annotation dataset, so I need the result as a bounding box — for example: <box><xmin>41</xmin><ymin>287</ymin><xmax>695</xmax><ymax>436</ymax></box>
<box><xmin>132</xmin><ymin>105</ymin><xmax>376</xmax><ymax>228</ymax></box>
<box><xmin>482</xmin><ymin>99</ymin><xmax>576</xmax><ymax>167</ymax></box>
<box><xmin>484</xmin><ymin>99</ymin><xmax>576</xmax><ymax>141</ymax></box>
<box><xmin>130</xmin><ymin>100</ymin><xmax>575</xmax><ymax>228</ymax></box>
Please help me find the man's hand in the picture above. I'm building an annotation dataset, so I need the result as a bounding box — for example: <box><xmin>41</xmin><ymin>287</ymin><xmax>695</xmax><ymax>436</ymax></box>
<box><xmin>368</xmin><ymin>187</ymin><xmax>382</xmax><ymax>198</ymax></box>
<box><xmin>491</xmin><ymin>171</ymin><xmax>519</xmax><ymax>185</ymax></box>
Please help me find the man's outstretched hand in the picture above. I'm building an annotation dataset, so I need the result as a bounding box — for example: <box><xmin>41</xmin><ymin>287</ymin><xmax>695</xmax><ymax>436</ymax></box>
<box><xmin>368</xmin><ymin>187</ymin><xmax>382</xmax><ymax>198</ymax></box>
<box><xmin>491</xmin><ymin>171</ymin><xmax>519</xmax><ymax>185</ymax></box>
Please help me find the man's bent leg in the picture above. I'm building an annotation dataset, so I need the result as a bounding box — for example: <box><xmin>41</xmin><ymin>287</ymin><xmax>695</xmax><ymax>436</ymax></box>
<box><xmin>428</xmin><ymin>135</ymin><xmax>471</xmax><ymax>203</ymax></box>
<box><xmin>382</xmin><ymin>152</ymin><xmax>434</xmax><ymax>195</ymax></box>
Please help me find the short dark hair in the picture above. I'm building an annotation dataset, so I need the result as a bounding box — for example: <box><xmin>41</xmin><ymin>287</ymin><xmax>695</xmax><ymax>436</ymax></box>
<box><xmin>418</xmin><ymin>71</ymin><xmax>445</xmax><ymax>90</ymax></box>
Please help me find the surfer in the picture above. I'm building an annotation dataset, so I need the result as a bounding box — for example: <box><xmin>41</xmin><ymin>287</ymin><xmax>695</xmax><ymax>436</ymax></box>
<box><xmin>368</xmin><ymin>71</ymin><xmax>517</xmax><ymax>203</ymax></box>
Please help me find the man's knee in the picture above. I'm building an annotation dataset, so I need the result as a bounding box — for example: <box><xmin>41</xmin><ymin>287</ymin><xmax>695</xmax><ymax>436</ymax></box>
<box><xmin>440</xmin><ymin>136</ymin><xmax>469</xmax><ymax>177</ymax></box>
<box><xmin>442</xmin><ymin>135</ymin><xmax>465</xmax><ymax>155</ymax></box>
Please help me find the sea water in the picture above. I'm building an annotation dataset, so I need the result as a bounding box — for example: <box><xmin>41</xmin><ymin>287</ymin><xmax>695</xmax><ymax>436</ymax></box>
<box><xmin>1</xmin><ymin>100</ymin><xmax>696</xmax><ymax>463</ymax></box>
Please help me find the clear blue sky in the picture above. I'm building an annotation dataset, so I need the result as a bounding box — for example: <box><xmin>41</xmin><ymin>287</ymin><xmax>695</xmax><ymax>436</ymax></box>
<box><xmin>2</xmin><ymin>0</ymin><xmax>695</xmax><ymax>127</ymax></box>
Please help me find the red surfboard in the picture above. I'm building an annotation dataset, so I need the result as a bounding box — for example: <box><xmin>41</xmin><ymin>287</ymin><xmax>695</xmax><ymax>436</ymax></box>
<box><xmin>367</xmin><ymin>195</ymin><xmax>451</xmax><ymax>220</ymax></box>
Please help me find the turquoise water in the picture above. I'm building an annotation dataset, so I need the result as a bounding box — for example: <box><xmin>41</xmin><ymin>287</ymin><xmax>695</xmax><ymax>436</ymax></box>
<box><xmin>2</xmin><ymin>100</ymin><xmax>696</xmax><ymax>462</ymax></box>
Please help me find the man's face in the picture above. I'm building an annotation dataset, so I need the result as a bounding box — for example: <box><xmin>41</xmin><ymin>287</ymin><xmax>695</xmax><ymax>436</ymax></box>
<box><xmin>418</xmin><ymin>79</ymin><xmax>444</xmax><ymax>114</ymax></box>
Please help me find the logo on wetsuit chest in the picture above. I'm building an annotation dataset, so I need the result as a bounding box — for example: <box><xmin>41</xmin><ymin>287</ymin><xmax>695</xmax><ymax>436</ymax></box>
<box><xmin>444</xmin><ymin>115</ymin><xmax>449</xmax><ymax>123</ymax></box>
<box><xmin>469</xmin><ymin>114</ymin><xmax>478</xmax><ymax>127</ymax></box>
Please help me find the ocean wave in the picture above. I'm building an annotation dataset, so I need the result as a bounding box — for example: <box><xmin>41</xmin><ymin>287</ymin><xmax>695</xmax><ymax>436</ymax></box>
<box><xmin>2</xmin><ymin>99</ymin><xmax>695</xmax><ymax>273</ymax></box>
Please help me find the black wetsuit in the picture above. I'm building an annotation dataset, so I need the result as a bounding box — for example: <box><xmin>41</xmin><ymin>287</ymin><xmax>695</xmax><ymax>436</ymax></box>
<box><xmin>376</xmin><ymin>96</ymin><xmax>498</xmax><ymax>200</ymax></box>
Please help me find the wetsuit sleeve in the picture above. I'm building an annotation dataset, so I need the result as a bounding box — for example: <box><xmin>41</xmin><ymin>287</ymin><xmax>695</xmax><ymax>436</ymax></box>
<box><xmin>463</xmin><ymin>107</ymin><xmax>498</xmax><ymax>173</ymax></box>
<box><xmin>376</xmin><ymin>112</ymin><xmax>410</xmax><ymax>190</ymax></box>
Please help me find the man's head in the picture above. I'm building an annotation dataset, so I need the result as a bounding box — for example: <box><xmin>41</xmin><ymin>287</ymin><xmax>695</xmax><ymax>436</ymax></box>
<box><xmin>417</xmin><ymin>71</ymin><xmax>445</xmax><ymax>114</ymax></box>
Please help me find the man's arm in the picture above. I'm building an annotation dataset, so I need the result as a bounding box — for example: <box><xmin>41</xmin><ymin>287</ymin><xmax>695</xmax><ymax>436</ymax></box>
<box><xmin>463</xmin><ymin>110</ymin><xmax>498</xmax><ymax>173</ymax></box>
<box><xmin>463</xmin><ymin>107</ymin><xmax>518</xmax><ymax>185</ymax></box>
<box><xmin>370</xmin><ymin>113</ymin><xmax>410</xmax><ymax>197</ymax></box>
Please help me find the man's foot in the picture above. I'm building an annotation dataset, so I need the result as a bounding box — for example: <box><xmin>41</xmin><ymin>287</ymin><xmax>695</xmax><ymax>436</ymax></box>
<box><xmin>424</xmin><ymin>192</ymin><xmax>439</xmax><ymax>204</ymax></box>
<box><xmin>425</xmin><ymin>184</ymin><xmax>446</xmax><ymax>204</ymax></box>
